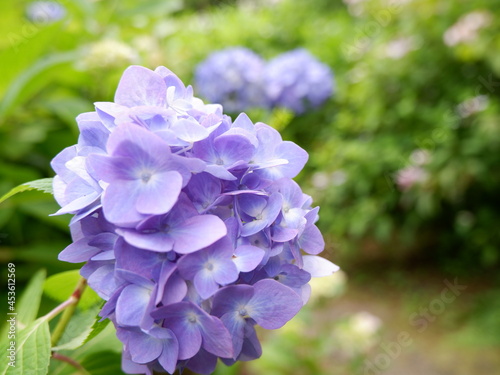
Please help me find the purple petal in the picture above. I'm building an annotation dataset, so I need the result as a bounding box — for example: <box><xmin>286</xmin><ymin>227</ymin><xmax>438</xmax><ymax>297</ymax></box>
<box><xmin>116</xmin><ymin>284</ymin><xmax>152</xmax><ymax>327</ymax></box>
<box><xmin>127</xmin><ymin>331</ymin><xmax>163</xmax><ymax>364</ymax></box>
<box><xmin>159</xmin><ymin>272</ymin><xmax>187</xmax><ymax>306</ymax></box>
<box><xmin>274</xmin><ymin>141</ymin><xmax>308</xmax><ymax>178</ymax></box>
<box><xmin>298</xmin><ymin>224</ymin><xmax>324</xmax><ymax>255</ymax></box>
<box><xmin>238</xmin><ymin>195</ymin><xmax>267</xmax><ymax>217</ymax></box>
<box><xmin>211</xmin><ymin>259</ymin><xmax>238</xmax><ymax>285</ymax></box>
<box><xmin>186</xmin><ymin>172</ymin><xmax>222</xmax><ymax>212</ymax></box>
<box><xmin>220</xmin><ymin>312</ymin><xmax>246</xmax><ymax>359</ymax></box>
<box><xmin>238</xmin><ymin>321</ymin><xmax>262</xmax><ymax>361</ymax></box>
<box><xmin>150</xmin><ymin>327</ymin><xmax>179</xmax><ymax>374</ymax></box>
<box><xmin>214</xmin><ymin>134</ymin><xmax>255</xmax><ymax>167</ymax></box>
<box><xmin>171</xmin><ymin>118</ymin><xmax>209</xmax><ymax>143</ymax></box>
<box><xmin>197</xmin><ymin>313</ymin><xmax>233</xmax><ymax>358</ymax></box>
<box><xmin>58</xmin><ymin>237</ymin><xmax>101</xmax><ymax>263</ymax></box>
<box><xmin>172</xmin><ymin>215</ymin><xmax>227</xmax><ymax>254</ymax></box>
<box><xmin>248</xmin><ymin>279</ymin><xmax>302</xmax><ymax>329</ymax></box>
<box><xmin>211</xmin><ymin>284</ymin><xmax>255</xmax><ymax>317</ymax></box>
<box><xmin>232</xmin><ymin>245</ymin><xmax>265</xmax><ymax>272</ymax></box>
<box><xmin>115</xmin><ymin>66</ymin><xmax>167</xmax><ymax>108</ymax></box>
<box><xmin>274</xmin><ymin>264</ymin><xmax>311</xmax><ymax>288</ymax></box>
<box><xmin>185</xmin><ymin>348</ymin><xmax>218</xmax><ymax>375</ymax></box>
<box><xmin>122</xmin><ymin>349</ymin><xmax>150</xmax><ymax>375</ymax></box>
<box><xmin>120</xmin><ymin>227</ymin><xmax>175</xmax><ymax>253</ymax></box>
<box><xmin>272</xmin><ymin>226</ymin><xmax>299</xmax><ymax>242</ymax></box>
<box><xmin>101</xmin><ymin>181</ymin><xmax>143</xmax><ymax>225</ymax></box>
<box><xmin>204</xmin><ymin>164</ymin><xmax>238</xmax><ymax>180</ymax></box>
<box><xmin>152</xmin><ymin>302</ymin><xmax>202</xmax><ymax>360</ymax></box>
<box><xmin>193</xmin><ymin>269</ymin><xmax>219</xmax><ymax>299</ymax></box>
<box><xmin>135</xmin><ymin>170</ymin><xmax>183</xmax><ymax>215</ymax></box>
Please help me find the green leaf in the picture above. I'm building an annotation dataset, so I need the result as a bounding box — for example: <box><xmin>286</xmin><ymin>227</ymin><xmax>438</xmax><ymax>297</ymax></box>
<box><xmin>44</xmin><ymin>271</ymin><xmax>102</xmax><ymax>310</ymax></box>
<box><xmin>0</xmin><ymin>178</ymin><xmax>53</xmax><ymax>206</ymax></box>
<box><xmin>0</xmin><ymin>270</ymin><xmax>46</xmax><ymax>343</ymax></box>
<box><xmin>17</xmin><ymin>270</ymin><xmax>46</xmax><ymax>328</ymax></box>
<box><xmin>47</xmin><ymin>324</ymin><xmax>123</xmax><ymax>375</ymax></box>
<box><xmin>52</xmin><ymin>304</ymin><xmax>108</xmax><ymax>351</ymax></box>
<box><xmin>0</xmin><ymin>318</ymin><xmax>51</xmax><ymax>375</ymax></box>
<box><xmin>81</xmin><ymin>315</ymin><xmax>110</xmax><ymax>347</ymax></box>
<box><xmin>79</xmin><ymin>351</ymin><xmax>125</xmax><ymax>375</ymax></box>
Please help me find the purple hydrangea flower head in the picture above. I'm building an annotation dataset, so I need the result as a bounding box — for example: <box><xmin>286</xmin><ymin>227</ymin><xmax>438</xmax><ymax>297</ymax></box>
<box><xmin>26</xmin><ymin>1</ymin><xmax>66</xmax><ymax>24</ymax></box>
<box><xmin>195</xmin><ymin>47</ymin><xmax>266</xmax><ymax>113</ymax></box>
<box><xmin>265</xmin><ymin>48</ymin><xmax>335</xmax><ymax>114</ymax></box>
<box><xmin>51</xmin><ymin>64</ymin><xmax>338</xmax><ymax>374</ymax></box>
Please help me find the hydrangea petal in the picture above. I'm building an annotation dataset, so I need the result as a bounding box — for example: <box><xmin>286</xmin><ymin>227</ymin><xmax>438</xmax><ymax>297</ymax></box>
<box><xmin>115</xmin><ymin>66</ymin><xmax>167</xmax><ymax>108</ymax></box>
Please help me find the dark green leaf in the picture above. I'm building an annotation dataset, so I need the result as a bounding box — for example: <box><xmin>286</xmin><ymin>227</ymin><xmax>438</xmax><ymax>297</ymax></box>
<box><xmin>79</xmin><ymin>351</ymin><xmax>125</xmax><ymax>375</ymax></box>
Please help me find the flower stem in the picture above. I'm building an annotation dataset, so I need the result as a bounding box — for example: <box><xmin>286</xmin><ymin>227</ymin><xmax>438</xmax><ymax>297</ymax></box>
<box><xmin>50</xmin><ymin>277</ymin><xmax>87</xmax><ymax>347</ymax></box>
<box><xmin>52</xmin><ymin>352</ymin><xmax>90</xmax><ymax>375</ymax></box>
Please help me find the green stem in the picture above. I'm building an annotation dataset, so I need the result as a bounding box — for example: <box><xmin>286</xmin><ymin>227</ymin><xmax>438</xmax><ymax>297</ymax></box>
<box><xmin>50</xmin><ymin>277</ymin><xmax>87</xmax><ymax>347</ymax></box>
<box><xmin>52</xmin><ymin>352</ymin><xmax>90</xmax><ymax>375</ymax></box>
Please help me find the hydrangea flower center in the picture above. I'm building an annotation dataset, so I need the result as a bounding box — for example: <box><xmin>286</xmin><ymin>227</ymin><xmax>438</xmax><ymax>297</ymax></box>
<box><xmin>187</xmin><ymin>313</ymin><xmax>198</xmax><ymax>324</ymax></box>
<box><xmin>204</xmin><ymin>262</ymin><xmax>214</xmax><ymax>271</ymax></box>
<box><xmin>140</xmin><ymin>171</ymin><xmax>153</xmax><ymax>183</ymax></box>
<box><xmin>238</xmin><ymin>307</ymin><xmax>249</xmax><ymax>318</ymax></box>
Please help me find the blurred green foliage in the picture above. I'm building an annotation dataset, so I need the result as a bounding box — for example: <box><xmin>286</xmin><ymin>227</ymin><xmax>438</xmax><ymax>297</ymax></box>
<box><xmin>2</xmin><ymin>0</ymin><xmax>500</xmax><ymax>277</ymax></box>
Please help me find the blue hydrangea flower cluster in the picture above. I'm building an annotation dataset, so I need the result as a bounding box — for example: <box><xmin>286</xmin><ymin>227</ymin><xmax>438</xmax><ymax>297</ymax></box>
<box><xmin>26</xmin><ymin>1</ymin><xmax>66</xmax><ymax>24</ymax></box>
<box><xmin>194</xmin><ymin>47</ymin><xmax>334</xmax><ymax>114</ymax></box>
<box><xmin>264</xmin><ymin>49</ymin><xmax>335</xmax><ymax>114</ymax></box>
<box><xmin>194</xmin><ymin>47</ymin><xmax>266</xmax><ymax>114</ymax></box>
<box><xmin>52</xmin><ymin>65</ymin><xmax>339</xmax><ymax>375</ymax></box>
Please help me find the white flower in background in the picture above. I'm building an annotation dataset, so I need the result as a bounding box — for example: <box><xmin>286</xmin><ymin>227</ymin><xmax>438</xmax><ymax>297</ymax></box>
<box><xmin>457</xmin><ymin>95</ymin><xmax>489</xmax><ymax>118</ymax></box>
<box><xmin>343</xmin><ymin>0</ymin><xmax>367</xmax><ymax>17</ymax></box>
<box><xmin>396</xmin><ymin>165</ymin><xmax>428</xmax><ymax>191</ymax></box>
<box><xmin>80</xmin><ymin>40</ymin><xmax>139</xmax><ymax>70</ymax></box>
<box><xmin>332</xmin><ymin>170</ymin><xmax>347</xmax><ymax>186</ymax></box>
<box><xmin>333</xmin><ymin>311</ymin><xmax>382</xmax><ymax>356</ymax></box>
<box><xmin>385</xmin><ymin>37</ymin><xmax>417</xmax><ymax>59</ymax></box>
<box><xmin>410</xmin><ymin>149</ymin><xmax>431</xmax><ymax>166</ymax></box>
<box><xmin>309</xmin><ymin>270</ymin><xmax>347</xmax><ymax>304</ymax></box>
<box><xmin>312</xmin><ymin>170</ymin><xmax>347</xmax><ymax>190</ymax></box>
<box><xmin>443</xmin><ymin>11</ymin><xmax>492</xmax><ymax>47</ymax></box>
<box><xmin>239</xmin><ymin>0</ymin><xmax>282</xmax><ymax>9</ymax></box>
<box><xmin>350</xmin><ymin>311</ymin><xmax>382</xmax><ymax>337</ymax></box>
<box><xmin>312</xmin><ymin>172</ymin><xmax>330</xmax><ymax>190</ymax></box>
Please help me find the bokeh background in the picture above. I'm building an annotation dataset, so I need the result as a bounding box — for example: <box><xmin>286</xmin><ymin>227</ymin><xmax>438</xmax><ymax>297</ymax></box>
<box><xmin>1</xmin><ymin>0</ymin><xmax>499</xmax><ymax>374</ymax></box>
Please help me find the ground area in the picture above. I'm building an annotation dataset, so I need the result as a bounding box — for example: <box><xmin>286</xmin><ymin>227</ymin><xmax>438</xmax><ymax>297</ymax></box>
<box><xmin>226</xmin><ymin>264</ymin><xmax>500</xmax><ymax>375</ymax></box>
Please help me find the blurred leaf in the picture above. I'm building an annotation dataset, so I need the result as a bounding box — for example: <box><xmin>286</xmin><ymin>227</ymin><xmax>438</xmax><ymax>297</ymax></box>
<box><xmin>52</xmin><ymin>304</ymin><xmax>104</xmax><ymax>351</ymax></box>
<box><xmin>44</xmin><ymin>271</ymin><xmax>102</xmax><ymax>310</ymax></box>
<box><xmin>0</xmin><ymin>51</ymin><xmax>78</xmax><ymax>118</ymax></box>
<box><xmin>0</xmin><ymin>318</ymin><xmax>51</xmax><ymax>375</ymax></box>
<box><xmin>0</xmin><ymin>178</ymin><xmax>53</xmax><ymax>206</ymax></box>
<box><xmin>79</xmin><ymin>351</ymin><xmax>124</xmax><ymax>375</ymax></box>
<box><xmin>44</xmin><ymin>97</ymin><xmax>94</xmax><ymax>132</ymax></box>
